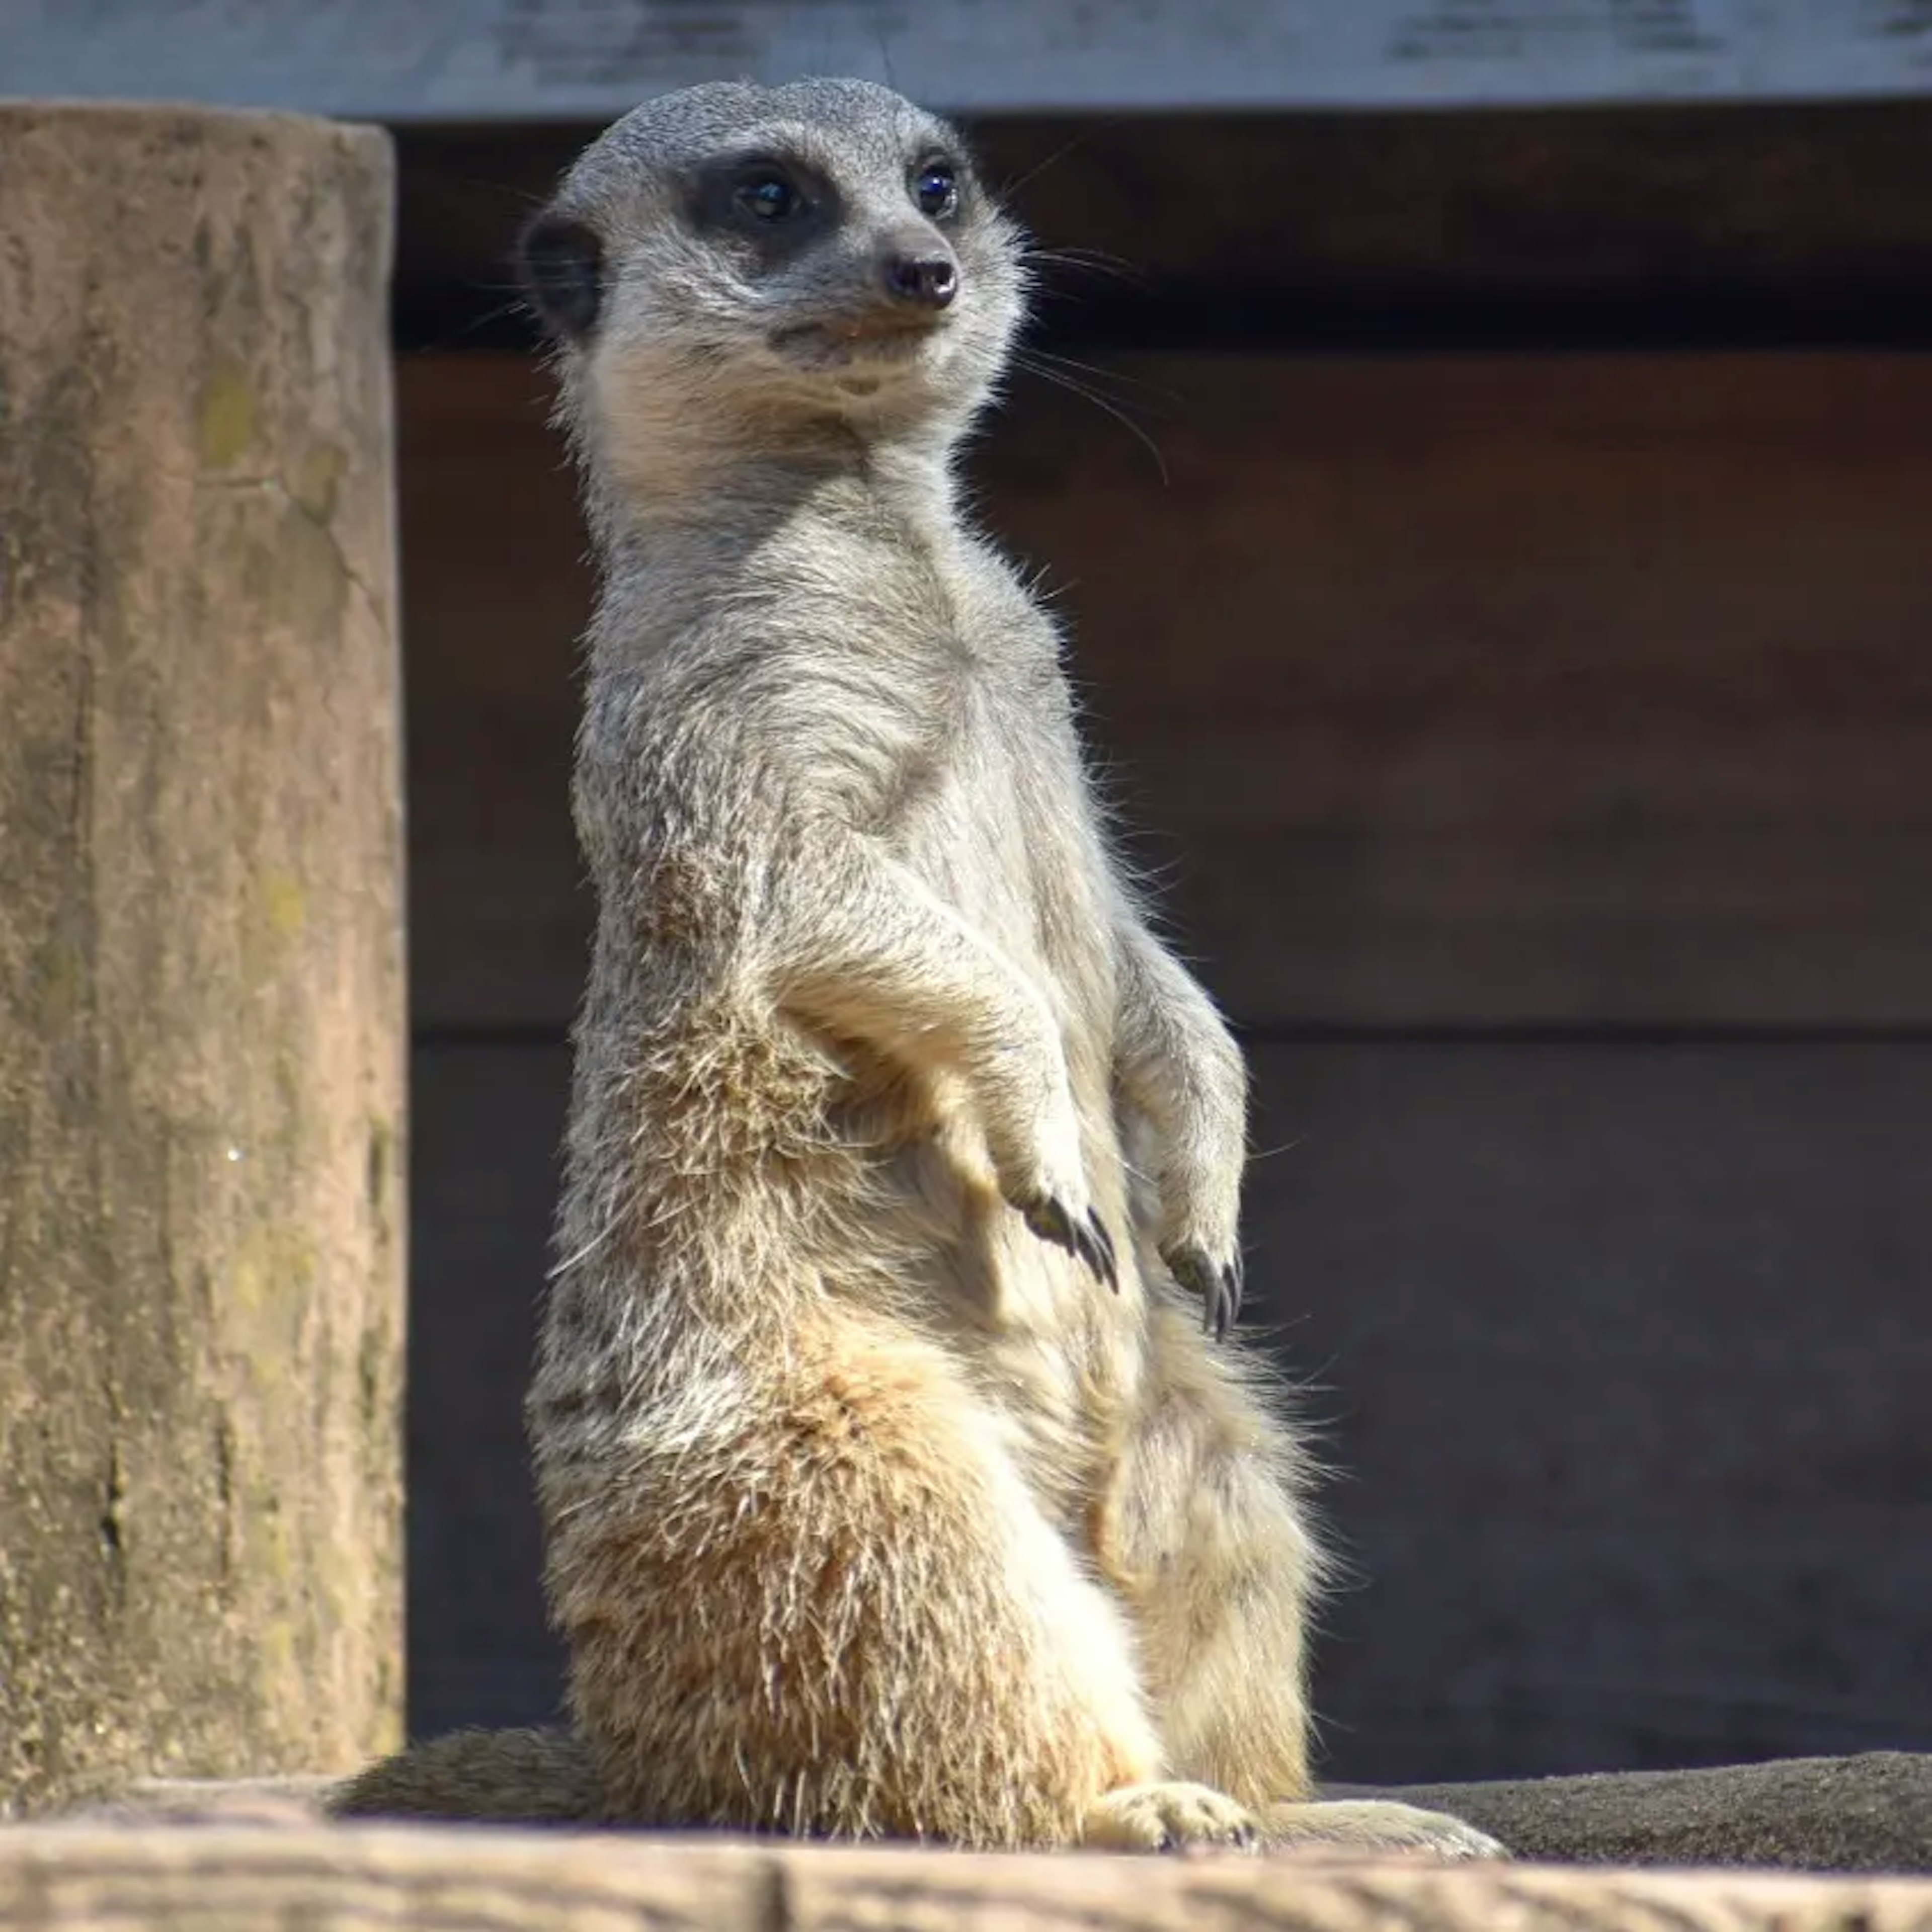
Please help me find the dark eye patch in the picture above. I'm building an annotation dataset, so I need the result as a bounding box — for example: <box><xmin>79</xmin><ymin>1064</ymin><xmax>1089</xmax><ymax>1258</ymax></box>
<box><xmin>688</xmin><ymin>150</ymin><xmax>832</xmax><ymax>254</ymax></box>
<box><xmin>733</xmin><ymin>167</ymin><xmax>804</xmax><ymax>223</ymax></box>
<box><xmin>516</xmin><ymin>211</ymin><xmax>605</xmax><ymax>341</ymax></box>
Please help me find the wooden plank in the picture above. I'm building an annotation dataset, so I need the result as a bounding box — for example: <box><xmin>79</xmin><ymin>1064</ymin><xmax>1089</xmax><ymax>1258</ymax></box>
<box><xmin>399</xmin><ymin>351</ymin><xmax>1932</xmax><ymax>1031</ymax></box>
<box><xmin>394</xmin><ymin>103</ymin><xmax>1932</xmax><ymax>353</ymax></box>
<box><xmin>404</xmin><ymin>1040</ymin><xmax>1932</xmax><ymax>1780</ymax></box>
<box><xmin>5</xmin><ymin>0</ymin><xmax>1932</xmax><ymax>120</ymax></box>
<box><xmin>403</xmin><ymin>1043</ymin><xmax>565</xmax><ymax>1740</ymax></box>
<box><xmin>991</xmin><ymin>352</ymin><xmax>1932</xmax><ymax>1028</ymax></box>
<box><xmin>7</xmin><ymin>1825</ymin><xmax>1932</xmax><ymax>1932</ymax></box>
<box><xmin>397</xmin><ymin>353</ymin><xmax>590</xmax><ymax>1035</ymax></box>
<box><xmin>1244</xmin><ymin>1039</ymin><xmax>1932</xmax><ymax>1781</ymax></box>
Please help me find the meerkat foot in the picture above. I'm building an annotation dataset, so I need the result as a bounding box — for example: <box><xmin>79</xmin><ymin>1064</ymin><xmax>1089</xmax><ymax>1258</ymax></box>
<box><xmin>1015</xmin><ymin>1190</ymin><xmax>1118</xmax><ymax>1289</ymax></box>
<box><xmin>1261</xmin><ymin>1798</ymin><xmax>1507</xmax><ymax>1861</ymax></box>
<box><xmin>1161</xmin><ymin>1242</ymin><xmax>1244</xmax><ymax>1340</ymax></box>
<box><xmin>1079</xmin><ymin>1781</ymin><xmax>1262</xmax><ymax>1854</ymax></box>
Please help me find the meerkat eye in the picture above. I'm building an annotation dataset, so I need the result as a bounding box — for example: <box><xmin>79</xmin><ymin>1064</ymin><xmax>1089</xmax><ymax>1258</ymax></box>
<box><xmin>734</xmin><ymin>169</ymin><xmax>804</xmax><ymax>222</ymax></box>
<box><xmin>911</xmin><ymin>162</ymin><xmax>958</xmax><ymax>220</ymax></box>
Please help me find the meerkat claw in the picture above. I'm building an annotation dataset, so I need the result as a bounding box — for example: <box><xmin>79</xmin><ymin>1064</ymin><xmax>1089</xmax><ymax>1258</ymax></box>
<box><xmin>1079</xmin><ymin>1212</ymin><xmax>1120</xmax><ymax>1292</ymax></box>
<box><xmin>1018</xmin><ymin>1195</ymin><xmax>1118</xmax><ymax>1289</ymax></box>
<box><xmin>1016</xmin><ymin>1191</ymin><xmax>1073</xmax><ymax>1255</ymax></box>
<box><xmin>1163</xmin><ymin>1246</ymin><xmax>1243</xmax><ymax>1339</ymax></box>
<box><xmin>1218</xmin><ymin>1254</ymin><xmax>1245</xmax><ymax>1336</ymax></box>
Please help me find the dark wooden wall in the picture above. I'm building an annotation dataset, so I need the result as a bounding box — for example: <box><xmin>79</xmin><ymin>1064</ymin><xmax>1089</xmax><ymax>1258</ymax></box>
<box><xmin>397</xmin><ymin>343</ymin><xmax>1932</xmax><ymax>1784</ymax></box>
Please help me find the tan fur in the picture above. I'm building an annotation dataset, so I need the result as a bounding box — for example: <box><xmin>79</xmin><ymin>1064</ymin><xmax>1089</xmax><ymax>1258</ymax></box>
<box><xmin>335</xmin><ymin>79</ymin><xmax>1501</xmax><ymax>1861</ymax></box>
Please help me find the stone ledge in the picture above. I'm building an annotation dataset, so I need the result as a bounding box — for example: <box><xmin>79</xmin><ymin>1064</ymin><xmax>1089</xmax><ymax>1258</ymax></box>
<box><xmin>1337</xmin><ymin>1751</ymin><xmax>1932</xmax><ymax>1874</ymax></box>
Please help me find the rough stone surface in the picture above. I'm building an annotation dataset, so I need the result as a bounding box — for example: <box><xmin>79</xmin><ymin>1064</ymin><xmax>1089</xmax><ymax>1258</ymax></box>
<box><xmin>0</xmin><ymin>102</ymin><xmax>405</xmax><ymax>1816</ymax></box>
<box><xmin>1349</xmin><ymin>1752</ymin><xmax>1932</xmax><ymax>1873</ymax></box>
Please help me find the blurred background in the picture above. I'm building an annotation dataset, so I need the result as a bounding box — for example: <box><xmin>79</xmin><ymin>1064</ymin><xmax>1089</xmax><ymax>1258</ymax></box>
<box><xmin>13</xmin><ymin>2</ymin><xmax>1932</xmax><ymax>1785</ymax></box>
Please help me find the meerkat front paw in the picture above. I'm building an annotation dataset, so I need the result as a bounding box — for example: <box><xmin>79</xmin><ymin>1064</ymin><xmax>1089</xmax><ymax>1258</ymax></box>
<box><xmin>989</xmin><ymin>1082</ymin><xmax>1118</xmax><ymax>1289</ymax></box>
<box><xmin>1263</xmin><ymin>1798</ymin><xmax>1508</xmax><ymax>1861</ymax></box>
<box><xmin>1080</xmin><ymin>1781</ymin><xmax>1262</xmax><ymax>1854</ymax></box>
<box><xmin>1150</xmin><ymin>1142</ymin><xmax>1244</xmax><ymax>1338</ymax></box>
<box><xmin>1132</xmin><ymin>1003</ymin><xmax>1248</xmax><ymax>1337</ymax></box>
<box><xmin>1014</xmin><ymin>1188</ymin><xmax>1118</xmax><ymax>1289</ymax></box>
<box><xmin>1161</xmin><ymin>1241</ymin><xmax>1244</xmax><ymax>1341</ymax></box>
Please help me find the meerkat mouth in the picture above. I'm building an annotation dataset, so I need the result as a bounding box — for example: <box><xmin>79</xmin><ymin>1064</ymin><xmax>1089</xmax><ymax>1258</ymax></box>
<box><xmin>769</xmin><ymin>311</ymin><xmax>942</xmax><ymax>367</ymax></box>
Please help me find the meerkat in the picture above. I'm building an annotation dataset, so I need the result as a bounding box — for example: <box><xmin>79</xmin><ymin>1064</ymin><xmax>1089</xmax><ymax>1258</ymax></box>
<box><xmin>334</xmin><ymin>77</ymin><xmax>1501</xmax><ymax>1860</ymax></box>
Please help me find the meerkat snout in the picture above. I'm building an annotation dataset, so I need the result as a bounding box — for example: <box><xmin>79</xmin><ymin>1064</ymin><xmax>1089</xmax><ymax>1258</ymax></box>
<box><xmin>876</xmin><ymin>154</ymin><xmax>962</xmax><ymax>310</ymax></box>
<box><xmin>880</xmin><ymin>250</ymin><xmax>958</xmax><ymax>309</ymax></box>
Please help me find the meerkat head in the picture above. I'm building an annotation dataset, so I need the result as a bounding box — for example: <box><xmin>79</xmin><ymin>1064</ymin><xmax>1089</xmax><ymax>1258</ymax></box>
<box><xmin>516</xmin><ymin>78</ymin><xmax>1026</xmax><ymax>494</ymax></box>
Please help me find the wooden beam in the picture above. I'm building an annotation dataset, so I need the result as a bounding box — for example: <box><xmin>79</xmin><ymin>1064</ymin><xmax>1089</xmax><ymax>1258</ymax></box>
<box><xmin>3</xmin><ymin>0</ymin><xmax>1931</xmax><ymax>121</ymax></box>
<box><xmin>391</xmin><ymin>102</ymin><xmax>1932</xmax><ymax>356</ymax></box>
<box><xmin>7</xmin><ymin>1826</ymin><xmax>1932</xmax><ymax>1931</ymax></box>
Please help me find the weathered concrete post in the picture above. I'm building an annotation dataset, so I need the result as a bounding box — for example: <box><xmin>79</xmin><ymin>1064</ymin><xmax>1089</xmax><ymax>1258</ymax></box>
<box><xmin>0</xmin><ymin>103</ymin><xmax>405</xmax><ymax>1815</ymax></box>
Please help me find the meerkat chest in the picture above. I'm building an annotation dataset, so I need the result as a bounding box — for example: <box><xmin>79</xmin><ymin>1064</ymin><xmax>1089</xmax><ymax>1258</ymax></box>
<box><xmin>902</xmin><ymin>673</ymin><xmax>1109</xmax><ymax>953</ymax></box>
<box><xmin>774</xmin><ymin>538</ymin><xmax>1120</xmax><ymax>1011</ymax></box>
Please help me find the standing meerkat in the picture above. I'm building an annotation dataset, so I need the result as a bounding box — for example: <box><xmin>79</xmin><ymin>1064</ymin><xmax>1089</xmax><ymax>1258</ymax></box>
<box><xmin>336</xmin><ymin>77</ymin><xmax>1499</xmax><ymax>1859</ymax></box>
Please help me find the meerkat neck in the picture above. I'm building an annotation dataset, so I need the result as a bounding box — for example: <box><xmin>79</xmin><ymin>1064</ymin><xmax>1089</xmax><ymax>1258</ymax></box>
<box><xmin>584</xmin><ymin>409</ymin><xmax>969</xmax><ymax>574</ymax></box>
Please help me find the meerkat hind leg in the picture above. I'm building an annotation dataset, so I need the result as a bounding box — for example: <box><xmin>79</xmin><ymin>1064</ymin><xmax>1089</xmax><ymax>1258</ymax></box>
<box><xmin>1108</xmin><ymin>1317</ymin><xmax>1508</xmax><ymax>1863</ymax></box>
<box><xmin>550</xmin><ymin>1332</ymin><xmax>1263</xmax><ymax>1850</ymax></box>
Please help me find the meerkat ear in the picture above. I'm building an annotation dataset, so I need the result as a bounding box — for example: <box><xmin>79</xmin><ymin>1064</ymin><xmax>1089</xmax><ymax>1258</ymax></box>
<box><xmin>516</xmin><ymin>210</ymin><xmax>606</xmax><ymax>342</ymax></box>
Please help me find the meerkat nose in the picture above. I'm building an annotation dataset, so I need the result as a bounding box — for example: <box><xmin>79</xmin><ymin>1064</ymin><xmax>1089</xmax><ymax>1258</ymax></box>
<box><xmin>881</xmin><ymin>252</ymin><xmax>959</xmax><ymax>310</ymax></box>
